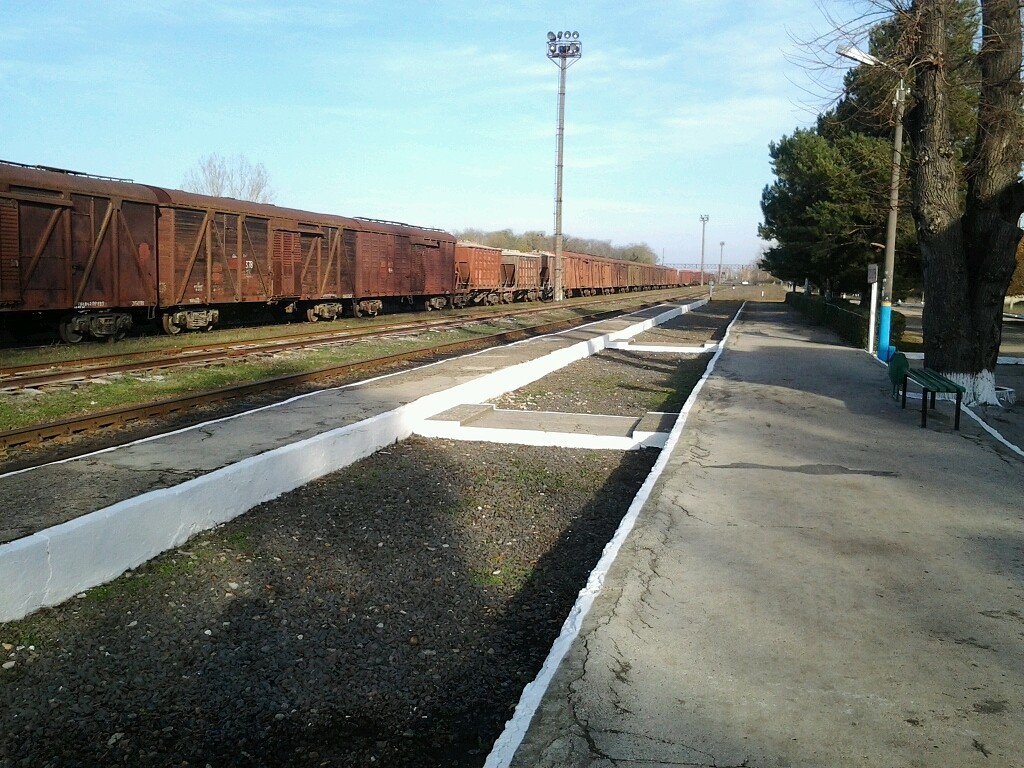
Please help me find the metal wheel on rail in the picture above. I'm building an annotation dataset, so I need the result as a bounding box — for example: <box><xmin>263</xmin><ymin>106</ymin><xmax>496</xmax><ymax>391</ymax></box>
<box><xmin>161</xmin><ymin>314</ymin><xmax>182</xmax><ymax>335</ymax></box>
<box><xmin>58</xmin><ymin>318</ymin><xmax>84</xmax><ymax>344</ymax></box>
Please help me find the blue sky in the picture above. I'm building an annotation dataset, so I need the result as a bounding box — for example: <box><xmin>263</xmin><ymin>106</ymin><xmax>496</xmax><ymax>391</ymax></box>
<box><xmin>1</xmin><ymin>1</ymin><xmax>847</xmax><ymax>267</ymax></box>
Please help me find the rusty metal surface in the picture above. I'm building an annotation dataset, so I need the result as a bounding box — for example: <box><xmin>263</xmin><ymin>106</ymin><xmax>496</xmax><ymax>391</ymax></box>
<box><xmin>455</xmin><ymin>244</ymin><xmax>503</xmax><ymax>292</ymax></box>
<box><xmin>0</xmin><ymin>162</ymin><xmax>459</xmax><ymax>323</ymax></box>
<box><xmin>511</xmin><ymin>253</ymin><xmax>542</xmax><ymax>291</ymax></box>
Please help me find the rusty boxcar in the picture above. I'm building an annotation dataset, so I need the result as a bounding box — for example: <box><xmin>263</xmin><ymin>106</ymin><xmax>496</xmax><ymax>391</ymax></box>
<box><xmin>0</xmin><ymin>163</ymin><xmax>161</xmax><ymax>342</ymax></box>
<box><xmin>0</xmin><ymin>161</ymin><xmax>456</xmax><ymax>340</ymax></box>
<box><xmin>500</xmin><ymin>250</ymin><xmax>545</xmax><ymax>302</ymax></box>
<box><xmin>1</xmin><ymin>160</ymin><xmax>689</xmax><ymax>343</ymax></box>
<box><xmin>454</xmin><ymin>243</ymin><xmax>508</xmax><ymax>305</ymax></box>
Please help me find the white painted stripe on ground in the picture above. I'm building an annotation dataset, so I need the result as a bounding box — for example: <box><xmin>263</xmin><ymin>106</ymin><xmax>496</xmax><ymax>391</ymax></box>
<box><xmin>0</xmin><ymin>299</ymin><xmax>707</xmax><ymax>623</ymax></box>
<box><xmin>606</xmin><ymin>341</ymin><xmax>717</xmax><ymax>354</ymax></box>
<box><xmin>482</xmin><ymin>302</ymin><xmax>747</xmax><ymax>768</ymax></box>
<box><xmin>962</xmin><ymin>407</ymin><xmax>1024</xmax><ymax>458</ymax></box>
<box><xmin>413</xmin><ymin>423</ymin><xmax>665</xmax><ymax>450</ymax></box>
<box><xmin>0</xmin><ymin>336</ymin><xmax>526</xmax><ymax>482</ymax></box>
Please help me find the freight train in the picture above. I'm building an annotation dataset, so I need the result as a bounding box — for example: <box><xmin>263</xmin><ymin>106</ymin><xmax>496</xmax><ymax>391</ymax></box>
<box><xmin>0</xmin><ymin>161</ymin><xmax>700</xmax><ymax>343</ymax></box>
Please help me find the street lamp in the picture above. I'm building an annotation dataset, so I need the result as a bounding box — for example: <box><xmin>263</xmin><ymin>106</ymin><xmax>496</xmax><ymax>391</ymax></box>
<box><xmin>837</xmin><ymin>44</ymin><xmax>907</xmax><ymax>361</ymax></box>
<box><xmin>546</xmin><ymin>30</ymin><xmax>582</xmax><ymax>301</ymax></box>
<box><xmin>699</xmin><ymin>214</ymin><xmax>709</xmax><ymax>286</ymax></box>
<box><xmin>718</xmin><ymin>241</ymin><xmax>725</xmax><ymax>286</ymax></box>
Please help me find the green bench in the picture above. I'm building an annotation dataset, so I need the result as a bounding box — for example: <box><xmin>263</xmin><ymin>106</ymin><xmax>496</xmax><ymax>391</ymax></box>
<box><xmin>887</xmin><ymin>352</ymin><xmax>965</xmax><ymax>429</ymax></box>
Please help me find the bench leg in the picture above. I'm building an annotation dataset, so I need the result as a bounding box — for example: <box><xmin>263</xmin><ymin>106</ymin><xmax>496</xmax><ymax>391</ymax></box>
<box><xmin>902</xmin><ymin>375</ymin><xmax>908</xmax><ymax>409</ymax></box>
<box><xmin>930</xmin><ymin>391</ymin><xmax>936</xmax><ymax>409</ymax></box>
<box><xmin>954</xmin><ymin>392</ymin><xmax>962</xmax><ymax>430</ymax></box>
<box><xmin>921</xmin><ymin>388</ymin><xmax>929</xmax><ymax>427</ymax></box>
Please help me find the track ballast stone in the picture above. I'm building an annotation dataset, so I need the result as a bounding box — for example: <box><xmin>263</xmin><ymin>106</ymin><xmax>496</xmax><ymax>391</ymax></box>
<box><xmin>0</xmin><ymin>439</ymin><xmax>657</xmax><ymax>767</ymax></box>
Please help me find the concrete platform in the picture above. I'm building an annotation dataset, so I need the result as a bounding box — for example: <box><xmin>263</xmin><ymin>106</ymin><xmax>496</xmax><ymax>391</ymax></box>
<box><xmin>490</xmin><ymin>302</ymin><xmax>1024</xmax><ymax>768</ymax></box>
<box><xmin>0</xmin><ymin>298</ymin><xmax>708</xmax><ymax>622</ymax></box>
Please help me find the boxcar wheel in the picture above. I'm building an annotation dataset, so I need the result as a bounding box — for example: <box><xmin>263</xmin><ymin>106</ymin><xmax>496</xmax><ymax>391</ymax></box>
<box><xmin>58</xmin><ymin>320</ymin><xmax>84</xmax><ymax>344</ymax></box>
<box><xmin>306</xmin><ymin>308</ymin><xmax>320</xmax><ymax>323</ymax></box>
<box><xmin>161</xmin><ymin>314</ymin><xmax>182</xmax><ymax>335</ymax></box>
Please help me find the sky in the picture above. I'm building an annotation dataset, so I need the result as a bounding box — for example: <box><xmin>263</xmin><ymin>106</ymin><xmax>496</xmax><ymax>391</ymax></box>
<box><xmin>0</xmin><ymin>1</ymin><xmax>855</xmax><ymax>267</ymax></box>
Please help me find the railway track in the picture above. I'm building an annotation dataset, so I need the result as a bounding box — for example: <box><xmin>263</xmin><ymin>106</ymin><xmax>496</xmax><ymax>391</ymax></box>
<box><xmin>0</xmin><ymin>293</ymin><xmax>699</xmax><ymax>452</ymax></box>
<box><xmin>0</xmin><ymin>290</ymin><xmax>697</xmax><ymax>391</ymax></box>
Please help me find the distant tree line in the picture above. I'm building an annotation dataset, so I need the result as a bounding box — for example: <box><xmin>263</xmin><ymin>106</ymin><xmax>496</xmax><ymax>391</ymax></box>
<box><xmin>453</xmin><ymin>228</ymin><xmax>658</xmax><ymax>264</ymax></box>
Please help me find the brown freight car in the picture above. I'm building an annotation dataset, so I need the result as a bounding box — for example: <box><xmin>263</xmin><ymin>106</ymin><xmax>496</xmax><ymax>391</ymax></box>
<box><xmin>561</xmin><ymin>250</ymin><xmax>622</xmax><ymax>297</ymax></box>
<box><xmin>500</xmin><ymin>250</ymin><xmax>545</xmax><ymax>301</ymax></box>
<box><xmin>0</xmin><ymin>161</ymin><xmax>457</xmax><ymax>340</ymax></box>
<box><xmin>454</xmin><ymin>242</ymin><xmax>508</xmax><ymax>305</ymax></box>
<box><xmin>538</xmin><ymin>249</ymin><xmax>682</xmax><ymax>298</ymax></box>
<box><xmin>0</xmin><ymin>162</ymin><xmax>161</xmax><ymax>342</ymax></box>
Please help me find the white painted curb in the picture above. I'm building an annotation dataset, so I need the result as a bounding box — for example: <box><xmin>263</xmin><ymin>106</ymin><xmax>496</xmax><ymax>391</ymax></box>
<box><xmin>0</xmin><ymin>299</ymin><xmax>706</xmax><ymax>623</ymax></box>
<box><xmin>482</xmin><ymin>302</ymin><xmax>746</xmax><ymax>768</ymax></box>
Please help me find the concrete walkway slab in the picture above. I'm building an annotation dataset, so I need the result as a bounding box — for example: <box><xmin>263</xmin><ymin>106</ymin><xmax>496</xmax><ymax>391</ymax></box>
<box><xmin>503</xmin><ymin>302</ymin><xmax>1024</xmax><ymax>767</ymax></box>
<box><xmin>418</xmin><ymin>404</ymin><xmax>675</xmax><ymax>450</ymax></box>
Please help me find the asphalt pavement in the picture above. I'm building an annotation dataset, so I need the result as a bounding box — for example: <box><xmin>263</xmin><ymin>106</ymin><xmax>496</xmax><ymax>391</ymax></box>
<box><xmin>505</xmin><ymin>301</ymin><xmax>1024</xmax><ymax>767</ymax></box>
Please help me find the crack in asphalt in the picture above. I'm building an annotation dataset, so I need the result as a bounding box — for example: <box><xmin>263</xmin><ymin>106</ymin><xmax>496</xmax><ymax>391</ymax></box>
<box><xmin>585</xmin><ymin>726</ymin><xmax>754</xmax><ymax>767</ymax></box>
<box><xmin>668</xmin><ymin>497</ymin><xmax>716</xmax><ymax>526</ymax></box>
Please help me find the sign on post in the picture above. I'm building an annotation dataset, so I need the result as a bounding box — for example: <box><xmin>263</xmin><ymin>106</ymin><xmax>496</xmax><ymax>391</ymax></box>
<box><xmin>867</xmin><ymin>264</ymin><xmax>879</xmax><ymax>284</ymax></box>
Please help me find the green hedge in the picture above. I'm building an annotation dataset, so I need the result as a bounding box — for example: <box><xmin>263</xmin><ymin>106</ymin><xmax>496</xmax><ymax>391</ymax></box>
<box><xmin>785</xmin><ymin>292</ymin><xmax>905</xmax><ymax>348</ymax></box>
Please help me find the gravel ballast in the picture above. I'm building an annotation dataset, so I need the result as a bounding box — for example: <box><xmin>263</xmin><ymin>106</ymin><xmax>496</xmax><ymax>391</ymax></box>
<box><xmin>0</xmin><ymin>440</ymin><xmax>658</xmax><ymax>767</ymax></box>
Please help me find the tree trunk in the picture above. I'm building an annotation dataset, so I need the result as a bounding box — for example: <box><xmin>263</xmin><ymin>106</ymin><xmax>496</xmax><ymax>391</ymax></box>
<box><xmin>908</xmin><ymin>0</ymin><xmax>1024</xmax><ymax>404</ymax></box>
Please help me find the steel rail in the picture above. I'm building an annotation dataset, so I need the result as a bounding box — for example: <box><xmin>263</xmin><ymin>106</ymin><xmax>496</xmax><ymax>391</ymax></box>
<box><xmin>0</xmin><ymin>289</ymin><xmax>699</xmax><ymax>390</ymax></box>
<box><xmin>0</xmin><ymin>302</ymin><xmax>674</xmax><ymax>452</ymax></box>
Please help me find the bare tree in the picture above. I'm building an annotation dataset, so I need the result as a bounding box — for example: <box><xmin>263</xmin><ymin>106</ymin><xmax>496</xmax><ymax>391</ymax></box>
<box><xmin>182</xmin><ymin>153</ymin><xmax>275</xmax><ymax>203</ymax></box>
<box><xmin>907</xmin><ymin>0</ymin><xmax>1023</xmax><ymax>403</ymax></box>
<box><xmin>797</xmin><ymin>0</ymin><xmax>1021</xmax><ymax>403</ymax></box>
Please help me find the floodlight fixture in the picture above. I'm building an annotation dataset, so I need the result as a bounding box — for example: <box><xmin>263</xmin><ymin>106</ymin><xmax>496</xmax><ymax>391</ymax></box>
<box><xmin>837</xmin><ymin>44</ymin><xmax>884</xmax><ymax>68</ymax></box>
<box><xmin>544</xmin><ymin>29</ymin><xmax>583</xmax><ymax>301</ymax></box>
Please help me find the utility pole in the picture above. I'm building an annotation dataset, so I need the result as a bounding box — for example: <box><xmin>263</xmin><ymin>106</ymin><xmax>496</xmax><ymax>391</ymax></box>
<box><xmin>699</xmin><ymin>214</ymin><xmax>709</xmax><ymax>286</ymax></box>
<box><xmin>837</xmin><ymin>45</ymin><xmax>905</xmax><ymax>361</ymax></box>
<box><xmin>718</xmin><ymin>241</ymin><xmax>724</xmax><ymax>286</ymax></box>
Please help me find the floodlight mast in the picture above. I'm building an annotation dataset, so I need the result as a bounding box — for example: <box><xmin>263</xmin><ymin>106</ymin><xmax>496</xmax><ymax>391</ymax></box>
<box><xmin>837</xmin><ymin>44</ymin><xmax>906</xmax><ymax>361</ymax></box>
<box><xmin>546</xmin><ymin>30</ymin><xmax>582</xmax><ymax>301</ymax></box>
